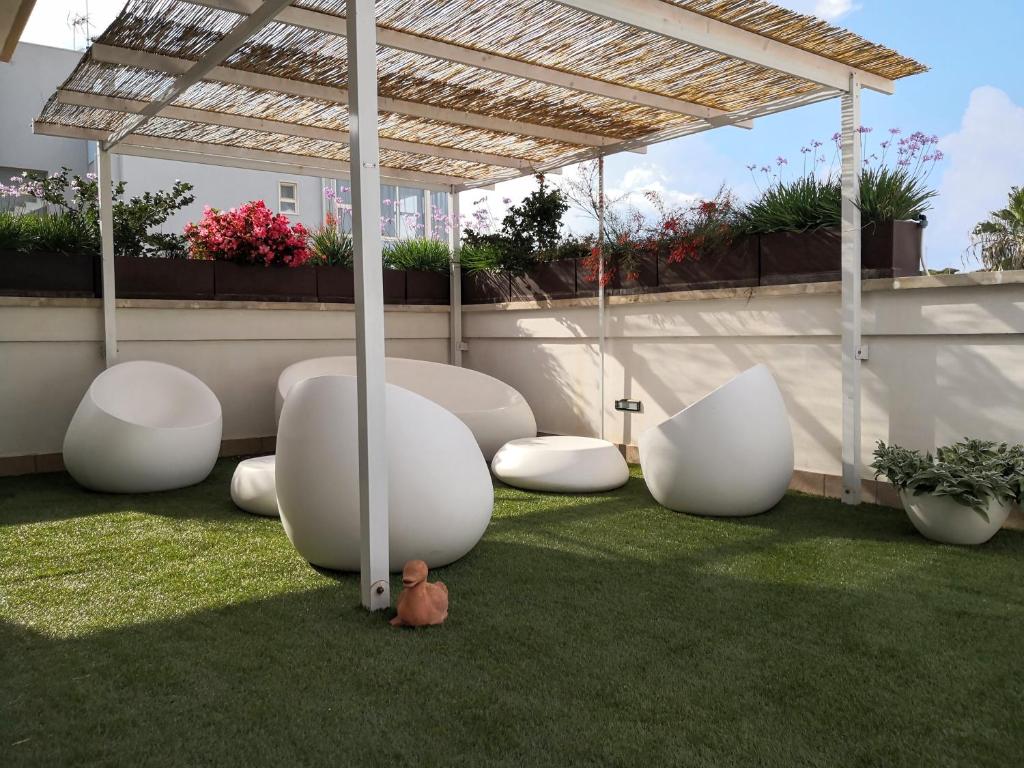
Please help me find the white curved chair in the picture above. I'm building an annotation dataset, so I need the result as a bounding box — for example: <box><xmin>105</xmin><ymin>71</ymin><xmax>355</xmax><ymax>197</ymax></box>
<box><xmin>275</xmin><ymin>374</ymin><xmax>493</xmax><ymax>571</ymax></box>
<box><xmin>231</xmin><ymin>455</ymin><xmax>279</xmax><ymax>517</ymax></box>
<box><xmin>638</xmin><ymin>364</ymin><xmax>793</xmax><ymax>517</ymax></box>
<box><xmin>63</xmin><ymin>361</ymin><xmax>222</xmax><ymax>493</ymax></box>
<box><xmin>492</xmin><ymin>436</ymin><xmax>629</xmax><ymax>493</ymax></box>
<box><xmin>275</xmin><ymin>356</ymin><xmax>536</xmax><ymax>460</ymax></box>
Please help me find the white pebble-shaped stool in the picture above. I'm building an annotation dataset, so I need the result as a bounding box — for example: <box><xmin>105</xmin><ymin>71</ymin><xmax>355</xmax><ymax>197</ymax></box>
<box><xmin>63</xmin><ymin>360</ymin><xmax>222</xmax><ymax>493</ymax></box>
<box><xmin>275</xmin><ymin>374</ymin><xmax>493</xmax><ymax>571</ymax></box>
<box><xmin>492</xmin><ymin>436</ymin><xmax>629</xmax><ymax>493</ymax></box>
<box><xmin>230</xmin><ymin>456</ymin><xmax>279</xmax><ymax>517</ymax></box>
<box><xmin>276</xmin><ymin>357</ymin><xmax>536</xmax><ymax>460</ymax></box>
<box><xmin>639</xmin><ymin>364</ymin><xmax>793</xmax><ymax>517</ymax></box>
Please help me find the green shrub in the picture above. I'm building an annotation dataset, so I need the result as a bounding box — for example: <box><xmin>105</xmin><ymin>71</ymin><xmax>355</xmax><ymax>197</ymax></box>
<box><xmin>385</xmin><ymin>238</ymin><xmax>451</xmax><ymax>272</ymax></box>
<box><xmin>308</xmin><ymin>224</ymin><xmax>353</xmax><ymax>267</ymax></box>
<box><xmin>968</xmin><ymin>186</ymin><xmax>1024</xmax><ymax>271</ymax></box>
<box><xmin>0</xmin><ymin>211</ymin><xmax>97</xmax><ymax>255</ymax></box>
<box><xmin>458</xmin><ymin>241</ymin><xmax>503</xmax><ymax>274</ymax></box>
<box><xmin>872</xmin><ymin>438</ymin><xmax>1024</xmax><ymax>517</ymax></box>
<box><xmin>742</xmin><ymin>175</ymin><xmax>841</xmax><ymax>234</ymax></box>
<box><xmin>5</xmin><ymin>168</ymin><xmax>193</xmax><ymax>258</ymax></box>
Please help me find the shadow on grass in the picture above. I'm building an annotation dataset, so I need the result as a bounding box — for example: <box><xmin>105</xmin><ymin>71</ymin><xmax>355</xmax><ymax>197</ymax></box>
<box><xmin>3</xmin><ymin>528</ymin><xmax>1024</xmax><ymax>767</ymax></box>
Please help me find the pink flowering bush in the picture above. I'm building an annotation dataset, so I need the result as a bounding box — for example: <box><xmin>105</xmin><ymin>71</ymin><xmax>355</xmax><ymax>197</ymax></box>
<box><xmin>184</xmin><ymin>200</ymin><xmax>309</xmax><ymax>267</ymax></box>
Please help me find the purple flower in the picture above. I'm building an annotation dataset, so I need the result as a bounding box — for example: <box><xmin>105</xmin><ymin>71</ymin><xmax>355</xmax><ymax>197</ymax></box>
<box><xmin>501</xmin><ymin>197</ymin><xmax>512</xmax><ymax>204</ymax></box>
<box><xmin>776</xmin><ymin>156</ymin><xmax>788</xmax><ymax>166</ymax></box>
<box><xmin>888</xmin><ymin>128</ymin><xmax>902</xmax><ymax>135</ymax></box>
<box><xmin>800</xmin><ymin>146</ymin><xmax>811</xmax><ymax>154</ymax></box>
<box><xmin>323</xmin><ymin>186</ymin><xmax>336</xmax><ymax>200</ymax></box>
<box><xmin>746</xmin><ymin>163</ymin><xmax>756</xmax><ymax>171</ymax></box>
<box><xmin>811</xmin><ymin>139</ymin><xmax>823</xmax><ymax>149</ymax></box>
<box><xmin>856</xmin><ymin>126</ymin><xmax>873</xmax><ymax>134</ymax></box>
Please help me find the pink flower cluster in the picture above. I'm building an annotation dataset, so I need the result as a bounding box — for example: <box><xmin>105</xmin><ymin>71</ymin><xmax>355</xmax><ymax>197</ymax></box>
<box><xmin>184</xmin><ymin>200</ymin><xmax>309</xmax><ymax>267</ymax></box>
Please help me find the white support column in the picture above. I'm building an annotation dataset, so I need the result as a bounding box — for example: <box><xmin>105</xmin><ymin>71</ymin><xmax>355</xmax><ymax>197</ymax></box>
<box><xmin>840</xmin><ymin>74</ymin><xmax>863</xmax><ymax>505</ymax></box>
<box><xmin>96</xmin><ymin>145</ymin><xmax>117</xmax><ymax>367</ymax></box>
<box><xmin>347</xmin><ymin>0</ymin><xmax>390</xmax><ymax>610</ymax></box>
<box><xmin>449</xmin><ymin>187</ymin><xmax>463</xmax><ymax>367</ymax></box>
<box><xmin>597</xmin><ymin>156</ymin><xmax>606</xmax><ymax>441</ymax></box>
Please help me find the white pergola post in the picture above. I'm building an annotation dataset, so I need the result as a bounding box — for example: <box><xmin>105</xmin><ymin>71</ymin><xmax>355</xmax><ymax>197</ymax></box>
<box><xmin>347</xmin><ymin>0</ymin><xmax>390</xmax><ymax>610</ymax></box>
<box><xmin>449</xmin><ymin>186</ymin><xmax>463</xmax><ymax>367</ymax></box>
<box><xmin>597</xmin><ymin>156</ymin><xmax>606</xmax><ymax>440</ymax></box>
<box><xmin>840</xmin><ymin>74</ymin><xmax>862</xmax><ymax>505</ymax></box>
<box><xmin>96</xmin><ymin>145</ymin><xmax>117</xmax><ymax>367</ymax></box>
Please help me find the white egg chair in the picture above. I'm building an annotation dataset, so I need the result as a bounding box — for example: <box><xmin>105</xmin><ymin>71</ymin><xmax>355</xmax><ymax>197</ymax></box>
<box><xmin>63</xmin><ymin>360</ymin><xmax>222</xmax><ymax>493</ymax></box>
<box><xmin>638</xmin><ymin>364</ymin><xmax>793</xmax><ymax>517</ymax></box>
<box><xmin>275</xmin><ymin>356</ymin><xmax>536</xmax><ymax>460</ymax></box>
<box><xmin>275</xmin><ymin>374</ymin><xmax>494</xmax><ymax>571</ymax></box>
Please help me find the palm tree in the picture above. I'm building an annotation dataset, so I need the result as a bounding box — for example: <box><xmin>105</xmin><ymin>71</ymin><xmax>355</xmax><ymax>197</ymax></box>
<box><xmin>969</xmin><ymin>186</ymin><xmax>1024</xmax><ymax>270</ymax></box>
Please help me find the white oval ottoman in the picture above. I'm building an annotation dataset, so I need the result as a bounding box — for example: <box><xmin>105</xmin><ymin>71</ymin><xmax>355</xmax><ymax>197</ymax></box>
<box><xmin>276</xmin><ymin>374</ymin><xmax>494</xmax><ymax>571</ymax></box>
<box><xmin>63</xmin><ymin>360</ymin><xmax>222</xmax><ymax>493</ymax></box>
<box><xmin>275</xmin><ymin>356</ymin><xmax>536</xmax><ymax>460</ymax></box>
<box><xmin>491</xmin><ymin>436</ymin><xmax>629</xmax><ymax>493</ymax></box>
<box><xmin>230</xmin><ymin>456</ymin><xmax>279</xmax><ymax>517</ymax></box>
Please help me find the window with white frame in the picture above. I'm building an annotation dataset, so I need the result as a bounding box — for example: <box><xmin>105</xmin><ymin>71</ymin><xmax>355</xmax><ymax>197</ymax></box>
<box><xmin>278</xmin><ymin>181</ymin><xmax>298</xmax><ymax>214</ymax></box>
<box><xmin>327</xmin><ymin>178</ymin><xmax>449</xmax><ymax>244</ymax></box>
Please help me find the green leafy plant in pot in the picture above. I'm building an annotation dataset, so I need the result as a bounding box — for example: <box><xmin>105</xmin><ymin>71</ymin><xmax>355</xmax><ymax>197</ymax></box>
<box><xmin>872</xmin><ymin>438</ymin><xmax>1023</xmax><ymax>545</ymax></box>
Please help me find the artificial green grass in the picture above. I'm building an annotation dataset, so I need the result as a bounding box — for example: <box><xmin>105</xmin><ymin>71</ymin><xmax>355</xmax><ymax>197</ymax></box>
<box><xmin>2</xmin><ymin>461</ymin><xmax>1023</xmax><ymax>767</ymax></box>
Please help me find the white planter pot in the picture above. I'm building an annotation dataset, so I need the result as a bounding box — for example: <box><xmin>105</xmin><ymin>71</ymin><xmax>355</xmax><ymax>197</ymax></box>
<box><xmin>899</xmin><ymin>490</ymin><xmax>1011</xmax><ymax>545</ymax></box>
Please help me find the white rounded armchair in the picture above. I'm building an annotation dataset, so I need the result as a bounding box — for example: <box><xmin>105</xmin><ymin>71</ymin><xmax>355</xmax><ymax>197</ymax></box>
<box><xmin>276</xmin><ymin>356</ymin><xmax>536</xmax><ymax>460</ymax></box>
<box><xmin>638</xmin><ymin>364</ymin><xmax>793</xmax><ymax>517</ymax></box>
<box><xmin>275</xmin><ymin>374</ymin><xmax>494</xmax><ymax>571</ymax></box>
<box><xmin>63</xmin><ymin>361</ymin><xmax>223</xmax><ymax>493</ymax></box>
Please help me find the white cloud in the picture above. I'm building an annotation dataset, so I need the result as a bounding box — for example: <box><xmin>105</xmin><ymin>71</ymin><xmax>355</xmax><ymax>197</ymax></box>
<box><xmin>784</xmin><ymin>0</ymin><xmax>860</xmax><ymax>21</ymax></box>
<box><xmin>929</xmin><ymin>87</ymin><xmax>1024</xmax><ymax>269</ymax></box>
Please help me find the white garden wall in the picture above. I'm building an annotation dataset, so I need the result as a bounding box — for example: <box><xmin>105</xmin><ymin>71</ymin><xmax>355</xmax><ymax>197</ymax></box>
<box><xmin>2</xmin><ymin>273</ymin><xmax>1023</xmax><ymax>498</ymax></box>
<box><xmin>0</xmin><ymin>298</ymin><xmax>448</xmax><ymax>468</ymax></box>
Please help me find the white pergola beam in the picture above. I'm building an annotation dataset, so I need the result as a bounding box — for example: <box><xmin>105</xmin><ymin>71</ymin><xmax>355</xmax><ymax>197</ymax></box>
<box><xmin>840</xmin><ymin>74</ymin><xmax>862</xmax><ymax>504</ymax></box>
<box><xmin>34</xmin><ymin>120</ymin><xmax>477</xmax><ymax>188</ymax></box>
<box><xmin>555</xmin><ymin>0</ymin><xmax>896</xmax><ymax>95</ymax></box>
<box><xmin>89</xmin><ymin>43</ymin><xmax>632</xmax><ymax>150</ymax></box>
<box><xmin>188</xmin><ymin>0</ymin><xmax>753</xmax><ymax>126</ymax></box>
<box><xmin>347</xmin><ymin>0</ymin><xmax>390</xmax><ymax>611</ymax></box>
<box><xmin>58</xmin><ymin>89</ymin><xmax>534</xmax><ymax>170</ymax></box>
<box><xmin>96</xmin><ymin>146</ymin><xmax>117</xmax><ymax>367</ymax></box>
<box><xmin>103</xmin><ymin>0</ymin><xmax>295</xmax><ymax>150</ymax></box>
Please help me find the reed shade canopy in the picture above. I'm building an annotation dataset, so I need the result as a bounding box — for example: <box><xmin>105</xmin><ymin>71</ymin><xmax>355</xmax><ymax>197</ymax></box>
<box><xmin>33</xmin><ymin>0</ymin><xmax>925</xmax><ymax>191</ymax></box>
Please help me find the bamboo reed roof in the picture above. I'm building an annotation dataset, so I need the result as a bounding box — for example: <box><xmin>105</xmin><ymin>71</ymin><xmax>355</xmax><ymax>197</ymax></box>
<box><xmin>34</xmin><ymin>0</ymin><xmax>926</xmax><ymax>190</ymax></box>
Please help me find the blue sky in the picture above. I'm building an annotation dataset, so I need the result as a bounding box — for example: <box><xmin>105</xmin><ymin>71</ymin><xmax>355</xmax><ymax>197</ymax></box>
<box><xmin>22</xmin><ymin>0</ymin><xmax>1024</xmax><ymax>268</ymax></box>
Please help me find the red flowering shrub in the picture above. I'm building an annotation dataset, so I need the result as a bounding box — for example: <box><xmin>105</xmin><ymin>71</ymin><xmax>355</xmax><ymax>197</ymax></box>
<box><xmin>184</xmin><ymin>200</ymin><xmax>309</xmax><ymax>267</ymax></box>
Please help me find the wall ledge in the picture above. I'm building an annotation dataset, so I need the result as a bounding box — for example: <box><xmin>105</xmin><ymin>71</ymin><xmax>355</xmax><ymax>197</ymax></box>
<box><xmin>0</xmin><ymin>296</ymin><xmax>449</xmax><ymax>312</ymax></box>
<box><xmin>462</xmin><ymin>269</ymin><xmax>1024</xmax><ymax>312</ymax></box>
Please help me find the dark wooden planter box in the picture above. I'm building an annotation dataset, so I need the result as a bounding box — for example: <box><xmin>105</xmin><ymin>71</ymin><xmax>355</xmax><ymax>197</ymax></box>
<box><xmin>315</xmin><ymin>265</ymin><xmax>355</xmax><ymax>303</ymax></box>
<box><xmin>0</xmin><ymin>250</ymin><xmax>97</xmax><ymax>297</ymax></box>
<box><xmin>659</xmin><ymin>236</ymin><xmax>760</xmax><ymax>292</ymax></box>
<box><xmin>462</xmin><ymin>271</ymin><xmax>511</xmax><ymax>304</ymax></box>
<box><xmin>406</xmin><ymin>270</ymin><xmax>449</xmax><ymax>305</ymax></box>
<box><xmin>382</xmin><ymin>269</ymin><xmax>407</xmax><ymax>304</ymax></box>
<box><xmin>113</xmin><ymin>257</ymin><xmax>215</xmax><ymax>300</ymax></box>
<box><xmin>759</xmin><ymin>220</ymin><xmax>922</xmax><ymax>285</ymax></box>
<box><xmin>214</xmin><ymin>261</ymin><xmax>317</xmax><ymax>302</ymax></box>
<box><xmin>511</xmin><ymin>259</ymin><xmax>576</xmax><ymax>301</ymax></box>
<box><xmin>577</xmin><ymin>253</ymin><xmax>658</xmax><ymax>296</ymax></box>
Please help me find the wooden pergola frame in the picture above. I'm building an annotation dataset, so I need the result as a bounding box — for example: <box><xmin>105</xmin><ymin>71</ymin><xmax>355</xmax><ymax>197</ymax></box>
<box><xmin>33</xmin><ymin>0</ymin><xmax>923</xmax><ymax>611</ymax></box>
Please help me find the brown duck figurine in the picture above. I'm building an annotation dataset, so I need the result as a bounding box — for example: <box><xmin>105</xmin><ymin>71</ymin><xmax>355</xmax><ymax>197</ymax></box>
<box><xmin>390</xmin><ymin>560</ymin><xmax>448</xmax><ymax>627</ymax></box>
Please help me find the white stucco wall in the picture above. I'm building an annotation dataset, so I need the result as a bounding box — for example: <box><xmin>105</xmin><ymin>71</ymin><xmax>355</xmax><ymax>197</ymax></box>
<box><xmin>462</xmin><ymin>273</ymin><xmax>1024</xmax><ymax>479</ymax></box>
<box><xmin>3</xmin><ymin>274</ymin><xmax>1023</xmax><ymax>483</ymax></box>
<box><xmin>0</xmin><ymin>300</ymin><xmax>449</xmax><ymax>458</ymax></box>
